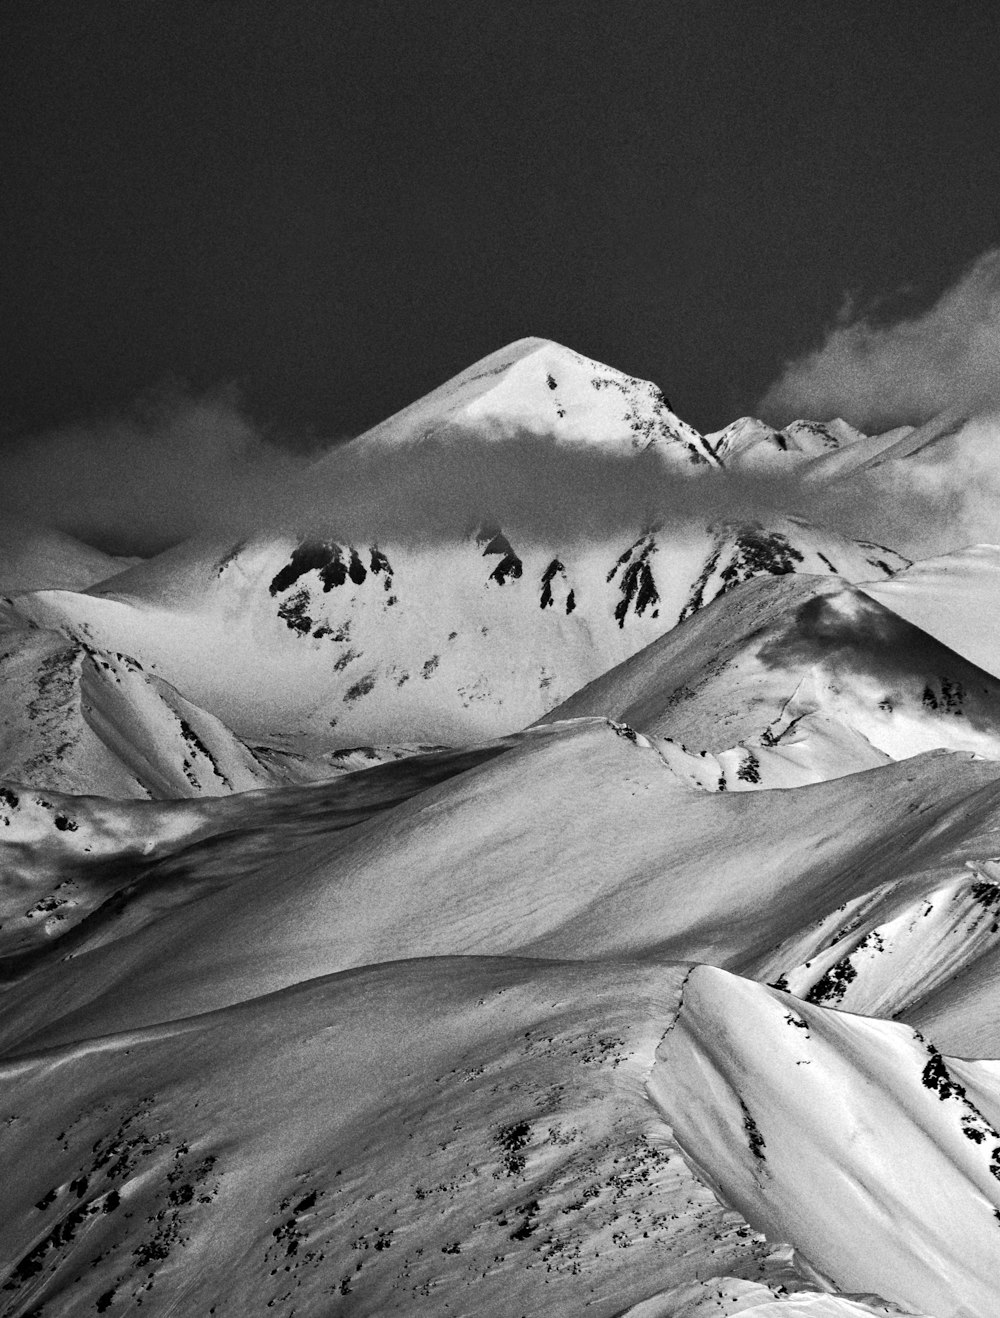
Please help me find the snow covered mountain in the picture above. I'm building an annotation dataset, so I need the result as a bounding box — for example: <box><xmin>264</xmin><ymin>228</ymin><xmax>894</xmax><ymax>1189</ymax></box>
<box><xmin>6</xmin><ymin>337</ymin><xmax>1000</xmax><ymax>1316</ymax></box>
<box><xmin>3</xmin><ymin>340</ymin><xmax>917</xmax><ymax>762</ymax></box>
<box><xmin>3</xmin><ymin>719</ymin><xmax>1000</xmax><ymax>1314</ymax></box>
<box><xmin>352</xmin><ymin>336</ymin><xmax>720</xmax><ymax>462</ymax></box>
<box><xmin>541</xmin><ymin>571</ymin><xmax>1000</xmax><ymax>788</ymax></box>
<box><xmin>0</xmin><ymin>515</ymin><xmax>129</xmax><ymax>594</ymax></box>
<box><xmin>651</xmin><ymin>965</ymin><xmax>1000</xmax><ymax>1315</ymax></box>
<box><xmin>6</xmin><ymin>515</ymin><xmax>907</xmax><ymax>757</ymax></box>
<box><xmin>0</xmin><ymin>603</ymin><xmax>286</xmax><ymax>798</ymax></box>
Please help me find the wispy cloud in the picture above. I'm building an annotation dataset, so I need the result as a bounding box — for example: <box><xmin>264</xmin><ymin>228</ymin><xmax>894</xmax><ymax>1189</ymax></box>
<box><xmin>759</xmin><ymin>248</ymin><xmax>1000</xmax><ymax>430</ymax></box>
<box><xmin>0</xmin><ymin>389</ymin><xmax>828</xmax><ymax>554</ymax></box>
<box><xmin>3</xmin><ymin>353</ymin><xmax>1000</xmax><ymax>565</ymax></box>
<box><xmin>0</xmin><ymin>383</ymin><xmax>312</xmax><ymax>554</ymax></box>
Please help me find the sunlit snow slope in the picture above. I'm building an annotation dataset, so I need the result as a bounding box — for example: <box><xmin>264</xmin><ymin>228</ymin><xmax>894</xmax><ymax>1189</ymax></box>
<box><xmin>860</xmin><ymin>544</ymin><xmax>1000</xmax><ymax>681</ymax></box>
<box><xmin>8</xmin><ymin>516</ymin><xmax>907</xmax><ymax>755</ymax></box>
<box><xmin>349</xmin><ymin>336</ymin><xmax>719</xmax><ymax>461</ymax></box>
<box><xmin>650</xmin><ymin>966</ymin><xmax>1000</xmax><ymax>1316</ymax></box>
<box><xmin>541</xmin><ymin>572</ymin><xmax>1000</xmax><ymax>787</ymax></box>
<box><xmin>0</xmin><ymin>517</ymin><xmax>125</xmax><ymax>593</ymax></box>
<box><xmin>0</xmin><ymin>605</ymin><xmax>279</xmax><ymax>798</ymax></box>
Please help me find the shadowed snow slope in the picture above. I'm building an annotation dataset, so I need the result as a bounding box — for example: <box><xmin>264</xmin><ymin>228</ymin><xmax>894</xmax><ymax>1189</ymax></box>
<box><xmin>540</xmin><ymin>572</ymin><xmax>1000</xmax><ymax>786</ymax></box>
<box><xmin>5</xmin><ymin>722</ymin><xmax>1000</xmax><ymax>1056</ymax></box>
<box><xmin>0</xmin><ymin>734</ymin><xmax>530</xmax><ymax>975</ymax></box>
<box><xmin>649</xmin><ymin>965</ymin><xmax>1000</xmax><ymax>1316</ymax></box>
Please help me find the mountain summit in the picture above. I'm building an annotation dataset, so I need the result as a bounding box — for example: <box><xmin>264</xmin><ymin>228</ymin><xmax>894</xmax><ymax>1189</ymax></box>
<box><xmin>355</xmin><ymin>336</ymin><xmax>721</xmax><ymax>464</ymax></box>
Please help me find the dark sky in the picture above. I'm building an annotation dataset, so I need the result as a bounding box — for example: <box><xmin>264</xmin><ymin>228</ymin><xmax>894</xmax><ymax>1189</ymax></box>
<box><xmin>3</xmin><ymin>0</ymin><xmax>1000</xmax><ymax>441</ymax></box>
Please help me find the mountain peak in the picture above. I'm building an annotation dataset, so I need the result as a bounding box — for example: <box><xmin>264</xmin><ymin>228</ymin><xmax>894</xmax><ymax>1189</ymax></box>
<box><xmin>353</xmin><ymin>337</ymin><xmax>719</xmax><ymax>464</ymax></box>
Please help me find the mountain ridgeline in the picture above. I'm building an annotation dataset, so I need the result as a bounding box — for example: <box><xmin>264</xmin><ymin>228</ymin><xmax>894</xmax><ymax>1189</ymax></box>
<box><xmin>5</xmin><ymin>337</ymin><xmax>1000</xmax><ymax>1315</ymax></box>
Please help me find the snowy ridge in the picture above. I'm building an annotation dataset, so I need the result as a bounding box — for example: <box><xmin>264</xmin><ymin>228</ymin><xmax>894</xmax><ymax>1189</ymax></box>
<box><xmin>860</xmin><ymin>544</ymin><xmax>1000</xmax><ymax>680</ymax></box>
<box><xmin>0</xmin><ymin>956</ymin><xmax>821</xmax><ymax>1316</ymax></box>
<box><xmin>5</xmin><ymin>723</ymin><xmax>1000</xmax><ymax>1056</ymax></box>
<box><xmin>542</xmin><ymin>573</ymin><xmax>1000</xmax><ymax>785</ymax></box>
<box><xmin>707</xmin><ymin>416</ymin><xmax>868</xmax><ymax>467</ymax></box>
<box><xmin>0</xmin><ymin>517</ymin><xmax>126</xmax><ymax>594</ymax></box>
<box><xmin>649</xmin><ymin>965</ymin><xmax>1000</xmax><ymax>1316</ymax></box>
<box><xmin>767</xmin><ymin>864</ymin><xmax>1000</xmax><ymax>1021</ymax></box>
<box><xmin>79</xmin><ymin>648</ymin><xmax>273</xmax><ymax>797</ymax></box>
<box><xmin>2</xmin><ymin>724</ymin><xmax>1000</xmax><ymax>1309</ymax></box>
<box><xmin>0</xmin><ymin>735</ymin><xmax>528</xmax><ymax>978</ymax></box>
<box><xmin>0</xmin><ymin>604</ymin><xmax>281</xmax><ymax>798</ymax></box>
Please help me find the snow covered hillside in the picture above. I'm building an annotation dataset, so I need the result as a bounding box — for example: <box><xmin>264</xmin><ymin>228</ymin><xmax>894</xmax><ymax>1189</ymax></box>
<box><xmin>0</xmin><ymin>517</ymin><xmax>127</xmax><ymax>594</ymax></box>
<box><xmin>859</xmin><ymin>544</ymin><xmax>1000</xmax><ymax>680</ymax></box>
<box><xmin>5</xmin><ymin>337</ymin><xmax>1000</xmax><ymax>1315</ymax></box>
<box><xmin>8</xmin><ymin>516</ymin><xmax>907</xmax><ymax>755</ymax></box>
<box><xmin>541</xmin><ymin>572</ymin><xmax>1000</xmax><ymax>787</ymax></box>
<box><xmin>0</xmin><ymin>603</ymin><xmax>283</xmax><ymax>798</ymax></box>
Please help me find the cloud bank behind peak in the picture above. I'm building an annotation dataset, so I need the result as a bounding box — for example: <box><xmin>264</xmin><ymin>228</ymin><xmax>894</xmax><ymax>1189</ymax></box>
<box><xmin>7</xmin><ymin>296</ymin><xmax>1000</xmax><ymax>564</ymax></box>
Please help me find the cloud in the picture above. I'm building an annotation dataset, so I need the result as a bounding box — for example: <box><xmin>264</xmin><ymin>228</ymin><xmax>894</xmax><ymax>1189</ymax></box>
<box><xmin>275</xmin><ymin>430</ymin><xmax>796</xmax><ymax>547</ymax></box>
<box><xmin>0</xmin><ymin>383</ymin><xmax>312</xmax><ymax>555</ymax></box>
<box><xmin>2</xmin><ymin>369</ymin><xmax>998</xmax><ymax>565</ymax></box>
<box><xmin>758</xmin><ymin>248</ymin><xmax>1000</xmax><ymax>430</ymax></box>
<box><xmin>302</xmin><ymin>412</ymin><xmax>1000</xmax><ymax>563</ymax></box>
<box><xmin>9</xmin><ymin>251</ymin><xmax>1000</xmax><ymax>562</ymax></box>
<box><xmin>0</xmin><ymin>381</ymin><xmax>822</xmax><ymax>554</ymax></box>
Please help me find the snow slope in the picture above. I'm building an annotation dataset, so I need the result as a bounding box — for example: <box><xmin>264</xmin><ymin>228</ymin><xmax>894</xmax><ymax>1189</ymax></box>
<box><xmin>540</xmin><ymin>573</ymin><xmax>1000</xmax><ymax>787</ymax></box>
<box><xmin>0</xmin><ymin>955</ymin><xmax>874</xmax><ymax>1317</ymax></box>
<box><xmin>0</xmin><ymin>734</ymin><xmax>534</xmax><ymax>976</ymax></box>
<box><xmin>799</xmin><ymin>406</ymin><xmax>972</xmax><ymax>487</ymax></box>
<box><xmin>708</xmin><ymin>416</ymin><xmax>868</xmax><ymax>467</ymax></box>
<box><xmin>7</xmin><ymin>517</ymin><xmax>907</xmax><ymax>755</ymax></box>
<box><xmin>0</xmin><ymin>516</ymin><xmax>125</xmax><ymax>594</ymax></box>
<box><xmin>1</xmin><ymin>699</ymin><xmax>999</xmax><ymax>1309</ymax></box>
<box><xmin>650</xmin><ymin>965</ymin><xmax>1000</xmax><ymax>1316</ymax></box>
<box><xmin>0</xmin><ymin>604</ymin><xmax>278</xmax><ymax>798</ymax></box>
<box><xmin>2</xmin><ymin>339</ymin><xmax>912</xmax><ymax>756</ymax></box>
<box><xmin>1</xmin><ymin>731</ymin><xmax>994</xmax><ymax>1311</ymax></box>
<box><xmin>859</xmin><ymin>544</ymin><xmax>1000</xmax><ymax>680</ymax></box>
<box><xmin>5</xmin><ymin>721</ymin><xmax>1000</xmax><ymax>1057</ymax></box>
<box><xmin>7</xmin><ymin>337</ymin><xmax>1000</xmax><ymax>1315</ymax></box>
